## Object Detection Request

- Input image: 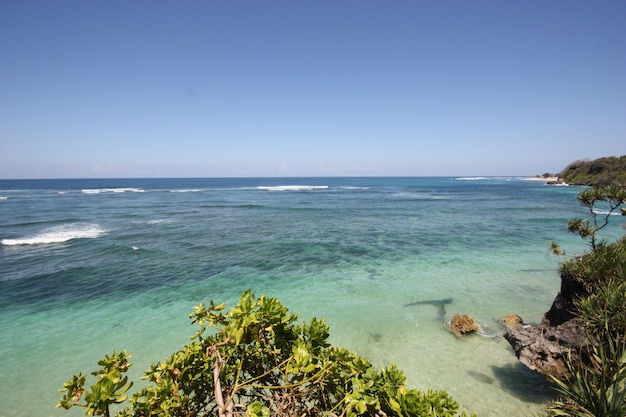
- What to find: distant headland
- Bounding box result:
[529,155,626,187]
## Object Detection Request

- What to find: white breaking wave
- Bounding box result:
[593,209,623,216]
[146,219,171,224]
[257,185,329,191]
[169,189,202,193]
[130,219,172,226]
[0,196,7,200]
[82,188,144,194]
[394,192,448,200]
[1,224,106,246]
[454,176,516,181]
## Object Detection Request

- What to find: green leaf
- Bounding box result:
[247,400,270,417]
[355,399,367,414]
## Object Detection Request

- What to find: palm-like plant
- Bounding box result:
[547,334,626,417]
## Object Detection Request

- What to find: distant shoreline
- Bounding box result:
[521,176,559,182]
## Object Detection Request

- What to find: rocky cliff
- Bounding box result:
[504,273,590,380]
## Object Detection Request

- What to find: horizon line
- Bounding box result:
[0,174,547,181]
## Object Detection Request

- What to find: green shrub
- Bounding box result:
[559,237,626,289]
[576,279,626,340]
[547,333,626,417]
[59,291,476,417]
[547,185,626,416]
[548,259,626,417]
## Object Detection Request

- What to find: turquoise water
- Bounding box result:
[1,177,623,417]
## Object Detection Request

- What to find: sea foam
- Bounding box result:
[169,189,202,193]
[1,224,106,245]
[455,176,516,181]
[593,209,623,216]
[257,185,329,191]
[82,188,144,194]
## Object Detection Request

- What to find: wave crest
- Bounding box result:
[257,185,329,191]
[1,224,106,246]
[82,188,144,194]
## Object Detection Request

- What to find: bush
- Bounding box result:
[576,279,626,340]
[59,290,476,417]
[549,242,626,415]
[547,186,626,416]
[547,261,626,417]
[559,237,626,290]
[547,332,626,417]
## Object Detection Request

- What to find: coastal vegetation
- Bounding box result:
[58,291,476,417]
[546,237,626,417]
[545,185,626,416]
[558,155,626,186]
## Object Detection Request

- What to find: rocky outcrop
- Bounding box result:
[499,314,523,330]
[546,178,567,186]
[448,314,480,336]
[504,274,590,380]
[504,318,587,380]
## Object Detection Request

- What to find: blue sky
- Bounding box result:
[1,1,624,178]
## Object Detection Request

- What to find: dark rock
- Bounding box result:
[504,318,587,380]
[504,274,590,380]
[543,274,589,326]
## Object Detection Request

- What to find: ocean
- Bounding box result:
[1,177,623,417]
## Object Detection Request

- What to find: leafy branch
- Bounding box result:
[551,185,626,255]
[56,350,133,417]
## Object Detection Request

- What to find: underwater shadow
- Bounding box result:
[403,298,453,320]
[490,362,556,404]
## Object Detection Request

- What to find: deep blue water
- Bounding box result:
[1,177,623,416]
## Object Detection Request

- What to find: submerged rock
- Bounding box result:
[449,314,480,336]
[499,314,524,330]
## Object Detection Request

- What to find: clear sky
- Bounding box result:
[1,1,624,178]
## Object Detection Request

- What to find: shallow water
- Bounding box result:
[1,177,623,417]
